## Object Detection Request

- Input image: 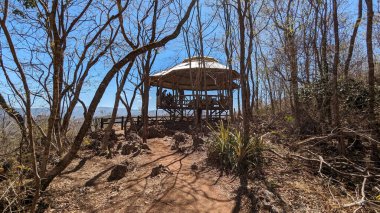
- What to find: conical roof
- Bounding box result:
[150,57,239,90]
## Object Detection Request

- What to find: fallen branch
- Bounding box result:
[343,172,368,208]
[290,152,380,178]
[291,153,380,211]
[341,127,380,145]
[296,127,380,149]
[296,134,336,147]
[328,177,341,207]
[341,172,380,212]
[263,148,285,159]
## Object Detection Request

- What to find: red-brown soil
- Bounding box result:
[46,135,236,212]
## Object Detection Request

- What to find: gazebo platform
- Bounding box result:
[149,56,239,121]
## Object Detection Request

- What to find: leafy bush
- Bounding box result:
[284,114,295,123]
[299,78,380,127]
[338,78,375,112]
[300,78,380,113]
[207,122,264,172]
[82,136,92,146]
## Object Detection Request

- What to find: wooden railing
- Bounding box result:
[92,113,230,130]
[93,115,172,130]
[158,94,230,110]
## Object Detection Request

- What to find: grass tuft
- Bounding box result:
[207,121,264,172]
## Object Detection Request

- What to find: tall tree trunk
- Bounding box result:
[142,52,154,144]
[266,68,275,115]
[120,81,142,134]
[102,62,134,157]
[332,0,343,154]
[364,0,379,160]
[319,1,331,125]
[142,0,158,143]
[303,27,311,84]
[0,6,41,210]
[237,0,250,145]
[343,0,362,78]
[246,8,255,120]
[286,29,300,130]
[258,40,275,115]
[223,0,235,120]
[41,4,64,176]
[251,43,259,115]
[255,54,259,113]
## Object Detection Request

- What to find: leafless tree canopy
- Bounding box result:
[0,0,379,212]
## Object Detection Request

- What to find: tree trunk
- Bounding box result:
[332,0,343,154]
[222,0,234,120]
[142,57,152,144]
[102,62,134,157]
[237,0,250,145]
[343,0,362,78]
[364,0,379,160]
[287,31,300,130]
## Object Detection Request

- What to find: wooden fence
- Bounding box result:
[93,115,173,130]
[92,114,229,130]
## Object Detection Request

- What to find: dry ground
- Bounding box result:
[45,129,357,213]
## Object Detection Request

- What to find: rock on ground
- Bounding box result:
[150,164,171,177]
[107,161,131,182]
[173,132,186,143]
[125,133,142,143]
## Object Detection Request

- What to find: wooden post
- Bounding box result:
[121,116,124,130]
[155,109,158,127]
[197,109,202,124]
[100,118,104,129]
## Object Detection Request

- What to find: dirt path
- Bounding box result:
[47,136,237,212]
[46,131,355,212]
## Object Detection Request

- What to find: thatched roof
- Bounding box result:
[149,57,239,90]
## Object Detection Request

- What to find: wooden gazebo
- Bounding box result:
[149,56,239,121]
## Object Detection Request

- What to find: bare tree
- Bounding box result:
[0,1,197,211]
[101,61,135,157]
[273,0,301,130]
[364,0,379,160]
[221,0,235,119]
[43,0,196,190]
[332,0,342,153]
[343,0,363,78]
[236,0,250,145]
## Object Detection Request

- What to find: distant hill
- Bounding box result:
[1,107,166,119]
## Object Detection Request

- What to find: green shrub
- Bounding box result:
[299,78,380,114]
[207,122,264,172]
[82,136,92,146]
[284,114,295,123]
